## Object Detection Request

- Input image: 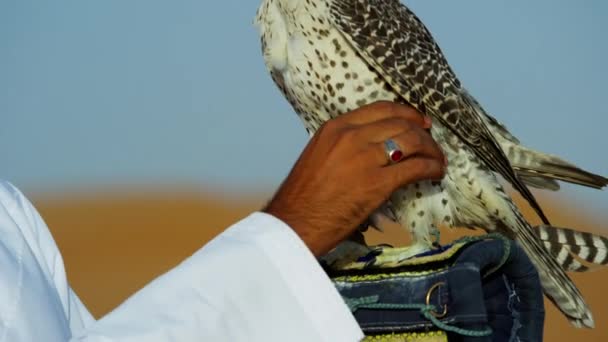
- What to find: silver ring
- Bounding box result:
[384,138,404,164]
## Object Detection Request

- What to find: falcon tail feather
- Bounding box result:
[462,88,608,191]
[535,225,608,272]
[513,154,608,190]
[519,174,560,191]
[509,212,594,328]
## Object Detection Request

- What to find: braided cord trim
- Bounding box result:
[345,296,492,337]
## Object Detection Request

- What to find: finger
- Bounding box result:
[336,101,428,128]
[363,128,445,167]
[380,157,446,192]
[350,116,421,144]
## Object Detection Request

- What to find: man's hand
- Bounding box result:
[264,102,446,257]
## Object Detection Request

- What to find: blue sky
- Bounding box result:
[1,1,607,212]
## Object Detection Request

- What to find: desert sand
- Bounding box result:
[33,189,607,341]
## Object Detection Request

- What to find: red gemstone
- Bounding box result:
[390,150,403,162]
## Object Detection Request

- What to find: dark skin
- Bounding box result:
[264,102,446,257]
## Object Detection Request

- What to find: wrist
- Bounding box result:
[263,205,335,257]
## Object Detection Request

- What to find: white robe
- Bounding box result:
[0,181,363,341]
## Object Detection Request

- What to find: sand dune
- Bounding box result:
[33,190,607,341]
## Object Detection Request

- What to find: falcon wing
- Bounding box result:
[328,0,550,224]
[461,88,521,144]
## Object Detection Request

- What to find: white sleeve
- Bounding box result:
[0,181,96,342]
[0,181,363,342]
[76,212,363,342]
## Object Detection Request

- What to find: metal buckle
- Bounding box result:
[425,281,448,318]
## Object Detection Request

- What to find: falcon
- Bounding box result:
[255,0,608,327]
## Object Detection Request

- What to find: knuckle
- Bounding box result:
[406,131,425,150]
[372,100,397,114]
[381,118,416,139]
[390,116,414,129]
[319,118,343,136]
[428,139,444,157]
[316,122,330,136]
[408,158,430,175]
[321,118,338,131]
[341,126,358,141]
[420,159,444,179]
[412,158,441,179]
[421,129,439,146]
[398,104,418,117]
[418,133,435,150]
[391,109,422,127]
[334,126,358,146]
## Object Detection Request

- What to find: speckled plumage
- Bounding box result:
[255,0,602,327]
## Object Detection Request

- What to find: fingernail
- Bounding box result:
[423,116,432,128]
